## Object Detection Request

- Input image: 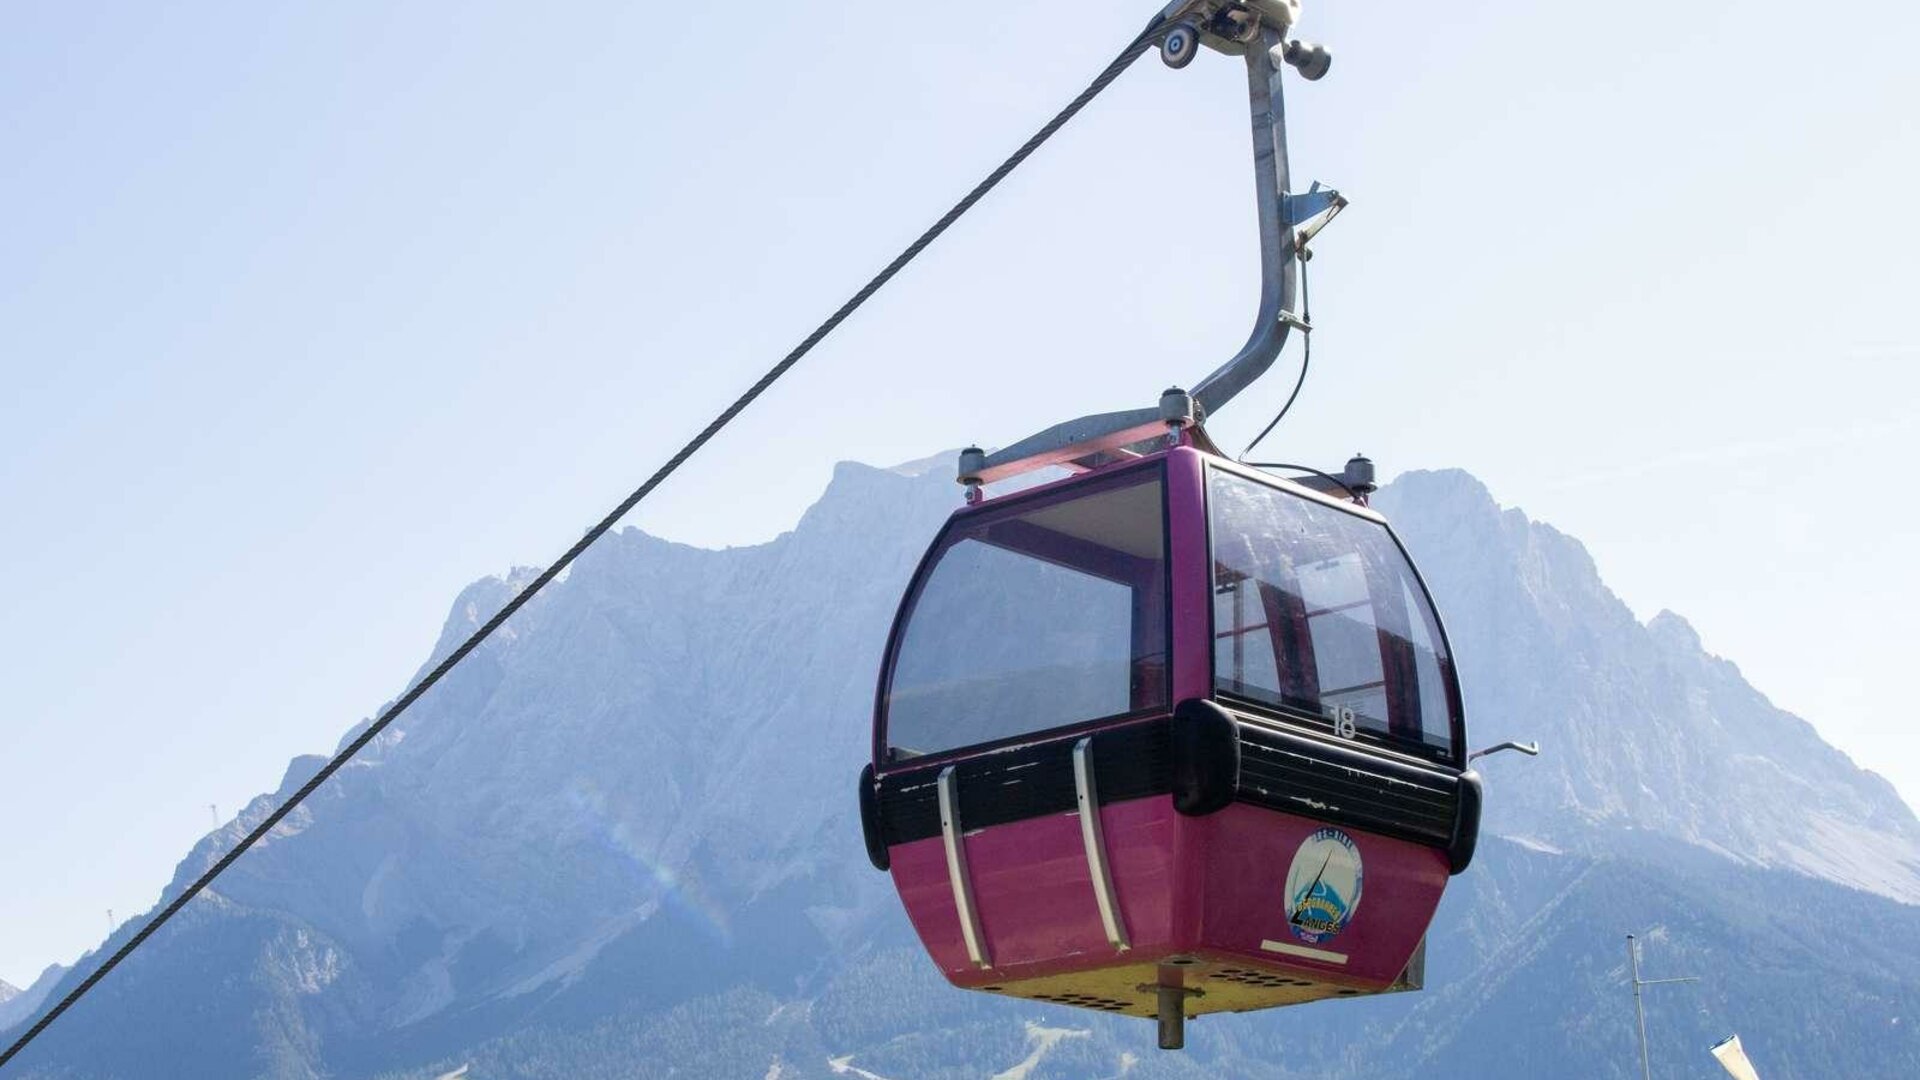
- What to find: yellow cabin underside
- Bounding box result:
[967,948,1420,1019]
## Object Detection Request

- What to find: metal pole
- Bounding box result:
[1627,932,1700,1080]
[1157,985,1185,1050]
[1629,935,1652,1080]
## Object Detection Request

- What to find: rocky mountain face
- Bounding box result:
[1374,471,1920,901]
[5,462,1917,1078]
[0,964,64,1040]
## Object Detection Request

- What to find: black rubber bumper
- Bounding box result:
[865,699,1482,876]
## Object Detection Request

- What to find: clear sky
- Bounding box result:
[3,0,1916,989]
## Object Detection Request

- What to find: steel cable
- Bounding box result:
[1242,461,1359,501]
[1239,246,1312,460]
[0,13,1168,1069]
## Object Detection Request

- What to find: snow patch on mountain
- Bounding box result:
[1499,834,1565,856]
[828,1054,896,1079]
[992,1022,1092,1080]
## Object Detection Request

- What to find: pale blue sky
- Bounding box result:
[3,0,1916,988]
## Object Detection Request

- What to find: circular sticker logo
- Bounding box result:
[1284,827,1364,944]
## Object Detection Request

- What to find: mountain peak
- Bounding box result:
[1647,609,1703,651]
[0,962,68,1036]
[880,450,960,479]
[1387,466,1498,504]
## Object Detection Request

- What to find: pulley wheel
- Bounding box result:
[1160,23,1200,69]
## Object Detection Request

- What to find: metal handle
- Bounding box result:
[1466,740,1542,763]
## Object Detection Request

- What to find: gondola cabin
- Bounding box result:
[858,437,1479,1046]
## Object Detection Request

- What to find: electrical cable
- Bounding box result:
[0,14,1170,1069]
[1243,461,1357,501]
[1239,247,1312,460]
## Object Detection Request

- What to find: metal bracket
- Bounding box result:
[1137,978,1205,1050]
[1286,180,1347,252]
[962,388,1194,485]
[1390,937,1427,992]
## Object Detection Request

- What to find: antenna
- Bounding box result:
[209,803,219,829]
[1627,933,1700,1080]
[105,910,115,935]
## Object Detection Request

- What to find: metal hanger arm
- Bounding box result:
[1190,21,1298,419]
[969,5,1335,486]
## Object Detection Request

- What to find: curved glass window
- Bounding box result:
[1210,469,1456,757]
[884,468,1168,760]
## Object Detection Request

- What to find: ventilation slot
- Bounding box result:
[1212,967,1317,990]
[1030,991,1134,1012]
